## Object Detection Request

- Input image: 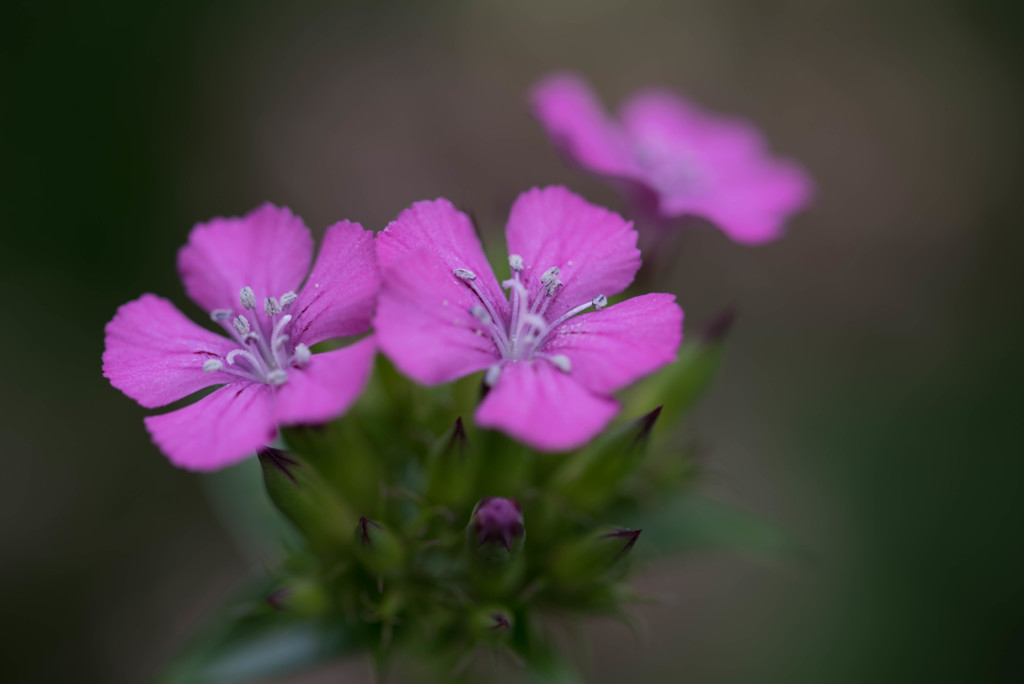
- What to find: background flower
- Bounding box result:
[532,71,813,244]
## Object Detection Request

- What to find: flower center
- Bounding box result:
[200,286,310,386]
[454,256,607,385]
[634,139,707,197]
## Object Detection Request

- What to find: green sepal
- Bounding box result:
[354,516,406,575]
[552,406,661,512]
[623,308,734,437]
[426,417,472,507]
[550,526,641,587]
[258,448,356,560]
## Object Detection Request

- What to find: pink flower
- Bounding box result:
[375,186,683,451]
[103,204,379,471]
[531,72,813,244]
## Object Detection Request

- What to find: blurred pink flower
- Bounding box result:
[375,186,683,451]
[103,204,378,471]
[531,72,813,244]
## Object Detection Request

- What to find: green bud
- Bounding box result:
[552,406,661,512]
[466,497,525,565]
[623,307,734,435]
[266,577,329,617]
[426,417,472,507]
[469,606,514,642]
[551,527,641,586]
[354,517,405,575]
[258,447,355,559]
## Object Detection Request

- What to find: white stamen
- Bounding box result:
[243,331,260,344]
[239,286,256,309]
[469,305,492,325]
[202,359,223,373]
[293,343,311,366]
[226,348,261,368]
[545,354,572,373]
[592,294,608,310]
[509,254,524,272]
[280,291,297,307]
[233,315,251,336]
[454,268,477,281]
[264,297,282,316]
[484,364,502,387]
[266,369,288,386]
[211,309,233,322]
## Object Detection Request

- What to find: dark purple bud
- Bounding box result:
[467,497,525,563]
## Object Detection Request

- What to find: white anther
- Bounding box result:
[293,343,311,366]
[243,332,260,344]
[509,254,524,272]
[279,291,297,307]
[541,266,562,296]
[211,309,233,322]
[592,294,608,310]
[202,359,223,373]
[239,286,256,309]
[233,315,251,336]
[454,268,477,281]
[484,364,502,387]
[469,305,492,325]
[264,297,282,316]
[266,369,289,386]
[547,354,572,373]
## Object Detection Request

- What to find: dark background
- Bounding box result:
[3,1,1022,682]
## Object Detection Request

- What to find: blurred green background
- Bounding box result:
[3,1,1022,682]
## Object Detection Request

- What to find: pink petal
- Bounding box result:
[103,294,238,408]
[504,186,640,318]
[144,383,276,471]
[475,361,619,452]
[377,198,506,315]
[291,220,378,346]
[621,89,813,242]
[543,293,683,395]
[674,160,814,244]
[530,72,639,178]
[375,249,501,384]
[273,338,376,426]
[620,89,766,164]
[177,203,313,314]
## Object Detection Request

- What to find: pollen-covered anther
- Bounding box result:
[293,343,311,366]
[211,309,233,322]
[264,297,283,316]
[484,364,502,387]
[592,294,608,310]
[239,286,256,310]
[202,359,223,373]
[279,291,297,308]
[233,315,251,336]
[266,369,288,386]
[454,268,477,281]
[509,254,524,272]
[541,266,562,296]
[547,354,571,372]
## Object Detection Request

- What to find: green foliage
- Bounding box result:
[159,324,791,682]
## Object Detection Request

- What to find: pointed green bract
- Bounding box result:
[552,406,661,512]
[258,448,355,559]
